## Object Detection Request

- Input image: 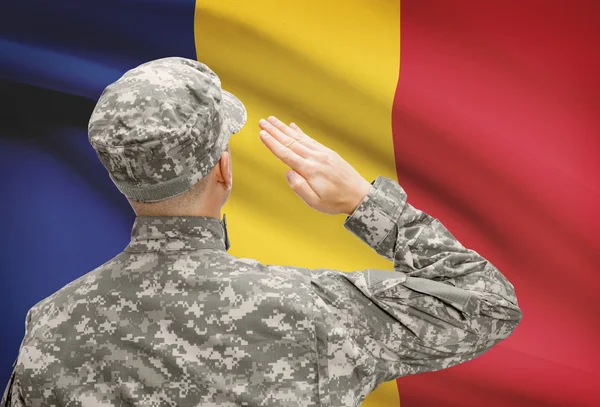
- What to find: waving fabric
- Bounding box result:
[1,1,598,406]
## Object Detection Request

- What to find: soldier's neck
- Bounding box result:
[132,203,221,219]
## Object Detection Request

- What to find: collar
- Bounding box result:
[124,214,231,253]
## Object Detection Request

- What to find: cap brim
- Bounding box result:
[221,89,247,135]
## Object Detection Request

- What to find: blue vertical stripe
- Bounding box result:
[0,0,198,387]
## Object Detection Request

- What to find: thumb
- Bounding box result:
[285,170,295,184]
[285,170,319,205]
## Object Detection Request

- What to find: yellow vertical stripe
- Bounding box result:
[194,1,400,405]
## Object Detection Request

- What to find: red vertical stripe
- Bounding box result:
[393,1,600,406]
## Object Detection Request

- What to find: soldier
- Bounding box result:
[1,57,522,407]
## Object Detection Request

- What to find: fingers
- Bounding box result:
[266,116,324,151]
[290,123,303,133]
[259,118,314,158]
[289,122,326,150]
[259,128,309,174]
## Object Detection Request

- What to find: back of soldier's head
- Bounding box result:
[88,57,246,207]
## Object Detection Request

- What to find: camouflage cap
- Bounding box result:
[88,56,247,202]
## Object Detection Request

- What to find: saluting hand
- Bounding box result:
[258,116,372,216]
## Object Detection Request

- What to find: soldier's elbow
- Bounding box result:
[474,307,523,354]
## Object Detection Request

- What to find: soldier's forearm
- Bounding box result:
[344,177,517,299]
[343,176,522,346]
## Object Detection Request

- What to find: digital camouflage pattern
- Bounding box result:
[88,57,247,203]
[2,175,522,407]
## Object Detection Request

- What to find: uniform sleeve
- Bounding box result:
[1,311,31,407]
[307,176,522,405]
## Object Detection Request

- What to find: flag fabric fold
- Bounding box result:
[1,1,598,406]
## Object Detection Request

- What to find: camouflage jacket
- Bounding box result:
[1,176,522,407]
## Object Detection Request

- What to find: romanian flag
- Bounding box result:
[1,1,598,406]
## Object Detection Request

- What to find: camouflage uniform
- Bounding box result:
[1,57,522,407]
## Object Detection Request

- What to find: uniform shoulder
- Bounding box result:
[28,251,127,319]
[229,256,316,279]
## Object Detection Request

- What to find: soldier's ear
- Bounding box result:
[216,148,232,189]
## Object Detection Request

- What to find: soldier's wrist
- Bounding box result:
[345,179,373,216]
